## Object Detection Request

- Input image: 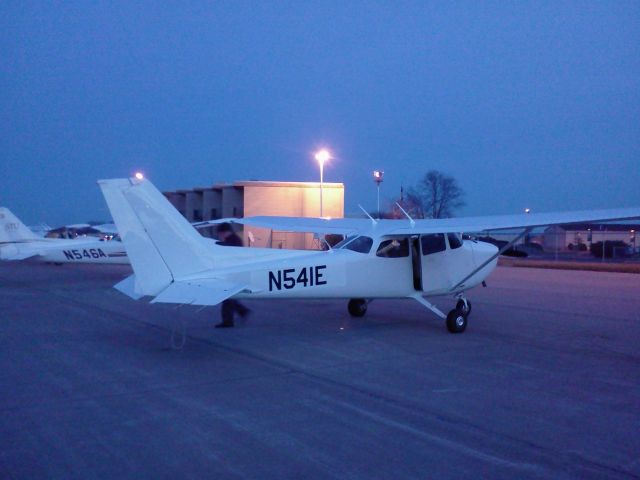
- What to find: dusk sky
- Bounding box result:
[1,1,638,226]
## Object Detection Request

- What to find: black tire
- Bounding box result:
[348,299,367,317]
[456,299,472,317]
[446,308,467,333]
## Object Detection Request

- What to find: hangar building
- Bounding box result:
[164,181,344,249]
[544,224,638,252]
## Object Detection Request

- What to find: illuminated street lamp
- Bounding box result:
[134,171,144,180]
[315,149,331,217]
[524,208,531,214]
[373,170,384,219]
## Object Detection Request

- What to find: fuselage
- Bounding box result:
[0,237,129,264]
[185,235,499,300]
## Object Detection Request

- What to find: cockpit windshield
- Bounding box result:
[447,233,463,249]
[336,235,374,254]
[334,235,358,249]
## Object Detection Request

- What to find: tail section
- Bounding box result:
[98,177,219,297]
[0,208,40,243]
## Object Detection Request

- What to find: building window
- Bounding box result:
[193,209,203,221]
[210,208,218,219]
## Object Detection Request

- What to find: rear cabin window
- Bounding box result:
[421,233,446,255]
[376,238,409,258]
[447,233,463,249]
[342,236,373,254]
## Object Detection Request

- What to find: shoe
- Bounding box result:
[215,322,234,328]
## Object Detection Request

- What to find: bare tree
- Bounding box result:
[410,170,465,218]
[389,189,425,219]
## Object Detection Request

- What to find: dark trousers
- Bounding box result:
[221,299,248,325]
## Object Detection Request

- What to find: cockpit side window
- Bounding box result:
[342,236,373,254]
[447,233,463,249]
[376,238,409,258]
[421,233,446,255]
[334,235,357,249]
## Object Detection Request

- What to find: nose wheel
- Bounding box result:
[456,298,472,317]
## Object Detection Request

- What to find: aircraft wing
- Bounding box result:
[385,207,640,235]
[191,207,640,236]
[150,278,248,306]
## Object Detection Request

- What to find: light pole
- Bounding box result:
[523,208,531,247]
[314,149,331,217]
[373,170,384,219]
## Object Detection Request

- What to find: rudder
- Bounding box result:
[98,177,218,297]
[0,208,39,243]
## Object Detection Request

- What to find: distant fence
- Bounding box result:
[485,230,639,263]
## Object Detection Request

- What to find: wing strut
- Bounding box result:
[450,228,533,292]
[412,294,446,319]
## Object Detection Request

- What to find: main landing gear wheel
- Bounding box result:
[446,309,467,333]
[348,299,368,317]
[456,299,472,317]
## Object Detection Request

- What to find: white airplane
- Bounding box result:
[0,207,128,264]
[99,176,640,333]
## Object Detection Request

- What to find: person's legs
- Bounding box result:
[236,301,250,317]
[217,300,235,327]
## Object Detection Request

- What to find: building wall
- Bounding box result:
[163,181,345,249]
[185,191,203,222]
[222,187,244,218]
[165,193,186,216]
[543,225,638,251]
[242,182,343,249]
[202,189,222,220]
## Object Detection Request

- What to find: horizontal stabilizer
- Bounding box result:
[114,275,144,300]
[151,278,247,306]
[0,244,40,261]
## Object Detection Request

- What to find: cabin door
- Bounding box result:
[419,233,451,294]
[411,236,422,291]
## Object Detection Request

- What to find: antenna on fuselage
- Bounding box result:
[395,202,415,227]
[358,205,378,225]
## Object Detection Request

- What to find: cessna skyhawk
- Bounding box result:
[0,207,128,264]
[99,176,640,333]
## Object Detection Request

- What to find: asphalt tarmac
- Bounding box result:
[1,262,639,479]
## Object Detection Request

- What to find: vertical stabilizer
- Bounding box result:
[0,208,40,243]
[98,178,218,296]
